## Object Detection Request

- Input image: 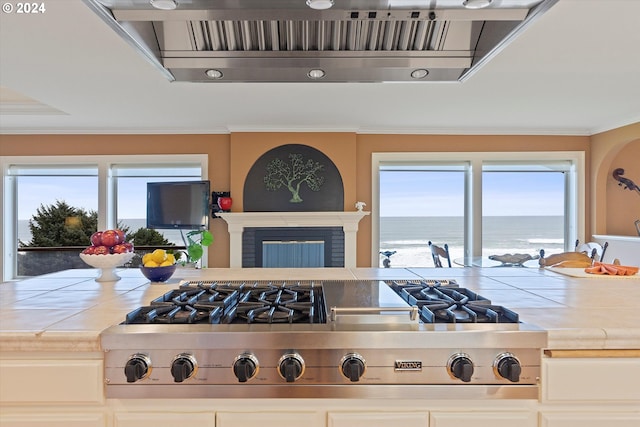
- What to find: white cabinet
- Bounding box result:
[542,358,640,402]
[430,411,537,427]
[114,412,214,427]
[328,412,428,427]
[540,356,640,426]
[0,359,103,403]
[540,412,640,427]
[216,411,324,427]
[0,413,106,427]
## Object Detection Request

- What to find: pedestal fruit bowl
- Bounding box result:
[80,252,135,282]
[79,229,135,281]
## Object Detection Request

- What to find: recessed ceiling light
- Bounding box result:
[307,69,326,80]
[205,69,223,79]
[150,0,177,11]
[462,0,493,9]
[411,69,429,79]
[306,0,334,10]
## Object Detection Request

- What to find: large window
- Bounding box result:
[13,165,99,247]
[482,164,568,258]
[1,155,207,280]
[373,152,584,267]
[379,166,465,267]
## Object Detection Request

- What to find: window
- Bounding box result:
[12,165,99,246]
[482,163,570,258]
[1,155,207,280]
[379,166,465,267]
[373,152,584,267]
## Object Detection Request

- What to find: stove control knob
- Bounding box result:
[448,353,474,383]
[340,353,366,382]
[494,352,522,382]
[278,353,305,383]
[233,353,259,383]
[124,353,151,383]
[171,353,197,383]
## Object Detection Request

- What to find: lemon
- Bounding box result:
[165,253,176,264]
[151,249,166,264]
[144,260,160,267]
[142,253,153,264]
[160,260,173,267]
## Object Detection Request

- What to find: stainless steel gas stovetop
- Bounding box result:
[101,280,547,399]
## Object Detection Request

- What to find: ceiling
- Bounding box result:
[1,0,639,136]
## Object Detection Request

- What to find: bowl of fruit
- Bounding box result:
[140,249,177,282]
[79,229,135,282]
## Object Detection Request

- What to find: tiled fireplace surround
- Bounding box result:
[218,212,369,268]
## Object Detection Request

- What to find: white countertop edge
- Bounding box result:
[0,331,101,353]
[602,328,640,349]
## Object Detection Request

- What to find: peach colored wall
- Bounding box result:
[1,132,592,267]
[590,122,640,236]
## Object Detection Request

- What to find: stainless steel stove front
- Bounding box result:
[101,322,546,399]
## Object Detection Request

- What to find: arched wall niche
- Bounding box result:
[242,143,345,212]
[590,122,640,236]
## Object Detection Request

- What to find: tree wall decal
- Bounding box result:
[264,153,325,203]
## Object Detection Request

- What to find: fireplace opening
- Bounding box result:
[243,227,344,268]
[262,241,324,268]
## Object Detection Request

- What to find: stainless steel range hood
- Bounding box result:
[83,0,557,83]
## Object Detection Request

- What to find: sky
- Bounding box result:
[379,170,565,217]
[16,170,565,221]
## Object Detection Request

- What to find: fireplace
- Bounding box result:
[218,211,369,268]
[243,227,344,268]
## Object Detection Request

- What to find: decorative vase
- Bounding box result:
[218,196,232,211]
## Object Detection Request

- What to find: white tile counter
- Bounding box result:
[1,267,639,352]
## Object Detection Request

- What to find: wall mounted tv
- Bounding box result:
[146,180,210,230]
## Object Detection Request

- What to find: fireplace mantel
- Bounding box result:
[218,211,370,268]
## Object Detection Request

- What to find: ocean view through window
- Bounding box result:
[374,152,583,268]
[3,155,207,279]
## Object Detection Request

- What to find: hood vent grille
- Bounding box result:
[83,0,558,83]
[182,18,443,52]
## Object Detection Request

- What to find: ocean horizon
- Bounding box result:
[18,215,564,267]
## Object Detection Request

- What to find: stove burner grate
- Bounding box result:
[386,280,519,324]
[232,284,321,324]
[123,281,325,325]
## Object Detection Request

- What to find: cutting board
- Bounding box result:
[546,267,640,279]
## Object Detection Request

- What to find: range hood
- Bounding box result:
[83,0,558,83]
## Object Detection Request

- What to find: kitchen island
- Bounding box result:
[1,267,639,427]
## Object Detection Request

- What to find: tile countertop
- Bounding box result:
[1,267,639,353]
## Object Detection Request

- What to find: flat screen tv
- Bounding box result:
[146,180,210,230]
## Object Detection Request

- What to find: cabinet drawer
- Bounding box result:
[430,411,536,427]
[540,412,640,427]
[328,412,428,427]
[0,359,103,403]
[0,413,105,427]
[114,412,214,427]
[217,411,323,427]
[542,358,640,402]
